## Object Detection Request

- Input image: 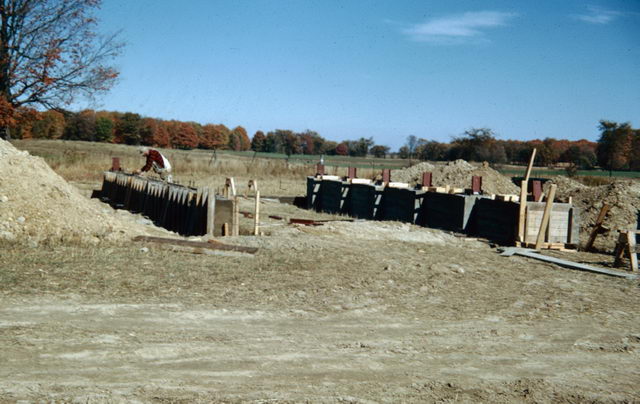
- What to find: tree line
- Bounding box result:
[398,128,599,168]
[9,108,640,171]
[12,108,393,156]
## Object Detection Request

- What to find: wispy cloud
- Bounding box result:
[402,11,518,44]
[574,6,622,24]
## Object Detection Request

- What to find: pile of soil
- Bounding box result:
[552,178,640,252]
[392,159,519,195]
[0,139,163,245]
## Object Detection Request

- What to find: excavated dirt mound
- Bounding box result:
[551,178,640,252]
[0,139,165,245]
[392,159,519,195]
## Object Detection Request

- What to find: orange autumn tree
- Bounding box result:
[200,123,230,150]
[139,118,170,148]
[30,109,66,139]
[0,0,123,139]
[166,120,198,149]
[230,126,251,151]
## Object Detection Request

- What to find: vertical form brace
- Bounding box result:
[518,179,528,242]
[471,176,482,194]
[535,184,557,249]
[382,169,391,185]
[347,167,357,180]
[532,180,543,202]
[232,196,240,236]
[206,188,216,237]
[254,190,261,236]
[421,172,432,188]
[111,157,120,172]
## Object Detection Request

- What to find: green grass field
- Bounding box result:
[498,168,640,179]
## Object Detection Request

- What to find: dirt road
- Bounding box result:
[0,292,638,403]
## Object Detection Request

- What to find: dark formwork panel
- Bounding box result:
[469,198,520,245]
[306,177,322,211]
[319,180,349,214]
[381,187,423,223]
[348,183,383,220]
[422,193,480,232]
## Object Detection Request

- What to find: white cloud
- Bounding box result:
[575,6,622,24]
[403,11,518,44]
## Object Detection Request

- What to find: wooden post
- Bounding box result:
[626,231,638,272]
[248,179,258,194]
[206,188,215,237]
[518,179,528,242]
[584,203,610,251]
[224,177,236,198]
[524,148,537,183]
[614,232,627,267]
[232,196,239,236]
[535,184,557,249]
[253,190,261,236]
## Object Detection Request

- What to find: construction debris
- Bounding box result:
[499,247,638,280]
[133,235,258,255]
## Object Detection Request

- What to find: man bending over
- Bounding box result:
[134,147,173,183]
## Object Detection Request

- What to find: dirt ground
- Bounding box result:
[1,192,640,403]
[2,139,639,402]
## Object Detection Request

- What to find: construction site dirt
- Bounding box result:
[1,139,640,403]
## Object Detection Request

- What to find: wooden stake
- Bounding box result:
[524,148,537,183]
[225,177,236,198]
[253,190,261,236]
[518,179,528,242]
[206,188,216,237]
[584,203,610,251]
[627,231,638,272]
[535,183,557,249]
[232,196,240,236]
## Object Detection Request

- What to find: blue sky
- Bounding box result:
[90,0,640,150]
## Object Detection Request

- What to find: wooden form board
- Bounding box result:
[523,202,578,244]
